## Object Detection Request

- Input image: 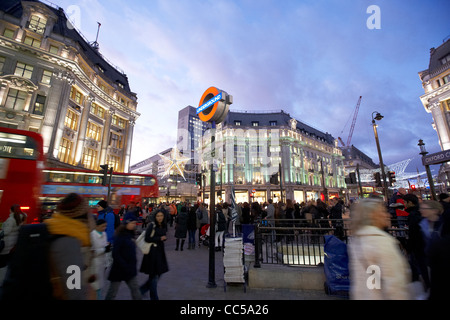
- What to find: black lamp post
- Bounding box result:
[372,111,389,202]
[418,139,437,200]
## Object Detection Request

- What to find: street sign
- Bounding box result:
[422,149,450,166]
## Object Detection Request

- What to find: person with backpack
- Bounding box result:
[0,204,26,286]
[215,204,227,251]
[96,200,116,245]
[1,194,96,300]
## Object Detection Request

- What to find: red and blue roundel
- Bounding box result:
[197,87,232,124]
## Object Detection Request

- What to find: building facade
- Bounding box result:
[419,38,450,184]
[200,110,347,204]
[0,0,139,172]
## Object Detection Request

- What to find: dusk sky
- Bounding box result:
[52,0,450,175]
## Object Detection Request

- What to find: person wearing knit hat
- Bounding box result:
[44,193,96,299]
[105,207,141,300]
[96,199,115,245]
[122,211,138,225]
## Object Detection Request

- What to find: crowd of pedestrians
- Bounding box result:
[0,190,449,300]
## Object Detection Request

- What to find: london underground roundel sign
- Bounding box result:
[197,87,232,124]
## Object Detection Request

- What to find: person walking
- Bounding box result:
[139,209,169,300]
[197,203,209,247]
[105,212,142,300]
[90,219,111,299]
[45,193,96,299]
[187,203,198,249]
[96,200,115,245]
[0,204,27,285]
[174,205,188,251]
[348,198,411,300]
[215,204,227,251]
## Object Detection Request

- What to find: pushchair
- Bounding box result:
[200,224,210,247]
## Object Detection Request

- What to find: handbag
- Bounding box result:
[136,223,156,255]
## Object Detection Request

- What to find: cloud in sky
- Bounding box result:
[53,0,449,172]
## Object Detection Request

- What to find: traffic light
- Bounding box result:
[349,172,357,184]
[270,172,279,185]
[99,164,109,186]
[387,171,396,186]
[195,173,202,187]
[373,172,382,187]
[411,185,416,191]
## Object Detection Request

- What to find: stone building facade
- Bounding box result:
[0,0,139,172]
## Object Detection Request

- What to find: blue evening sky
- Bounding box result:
[50,0,450,174]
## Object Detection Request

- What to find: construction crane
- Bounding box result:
[338,96,362,148]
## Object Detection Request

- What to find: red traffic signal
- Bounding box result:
[411,185,416,190]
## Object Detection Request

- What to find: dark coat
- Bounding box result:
[108,227,137,282]
[175,210,188,238]
[216,209,227,232]
[140,223,169,277]
[187,206,197,231]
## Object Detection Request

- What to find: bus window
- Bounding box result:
[144,177,156,186]
[0,132,38,160]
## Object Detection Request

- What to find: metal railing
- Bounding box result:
[253,218,408,267]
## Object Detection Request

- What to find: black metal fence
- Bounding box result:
[253,218,408,267]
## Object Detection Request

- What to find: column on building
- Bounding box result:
[122,117,135,173]
[430,101,450,150]
[74,94,95,166]
[99,108,114,166]
[43,71,74,158]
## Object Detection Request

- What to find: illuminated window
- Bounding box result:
[14,62,34,79]
[70,87,84,105]
[41,70,52,84]
[58,138,72,163]
[64,109,78,130]
[108,155,121,171]
[33,94,46,115]
[49,45,59,54]
[86,121,101,141]
[29,15,47,34]
[90,103,105,119]
[112,115,126,128]
[3,28,14,39]
[82,148,98,170]
[4,89,27,111]
[252,121,259,127]
[24,36,41,48]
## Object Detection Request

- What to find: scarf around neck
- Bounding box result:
[44,212,91,246]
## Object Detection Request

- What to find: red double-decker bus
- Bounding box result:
[41,168,159,213]
[0,128,44,224]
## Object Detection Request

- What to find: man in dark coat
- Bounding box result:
[105,213,141,300]
[174,206,188,251]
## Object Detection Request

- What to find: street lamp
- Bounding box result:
[318,158,328,203]
[418,139,437,200]
[372,111,389,202]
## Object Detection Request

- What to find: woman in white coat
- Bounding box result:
[348,198,411,300]
[90,219,110,299]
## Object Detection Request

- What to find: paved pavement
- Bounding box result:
[104,224,342,301]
